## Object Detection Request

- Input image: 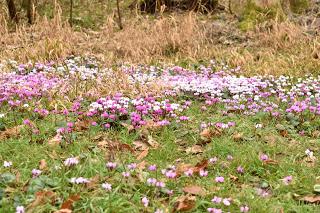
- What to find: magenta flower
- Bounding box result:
[127,163,137,170]
[215,176,224,183]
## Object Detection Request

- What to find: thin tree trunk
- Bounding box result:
[116,0,123,30]
[26,0,34,24]
[6,0,19,23]
[69,0,73,26]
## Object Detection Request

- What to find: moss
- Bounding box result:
[238,0,285,31]
[289,0,309,14]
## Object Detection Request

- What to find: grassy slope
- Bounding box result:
[0,101,319,212]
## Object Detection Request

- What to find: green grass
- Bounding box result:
[0,101,319,212]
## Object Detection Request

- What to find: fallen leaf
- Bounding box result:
[185,145,203,154]
[97,140,135,153]
[133,140,149,151]
[229,174,239,182]
[60,194,81,210]
[136,161,147,170]
[263,159,278,165]
[0,125,23,140]
[54,209,72,213]
[120,122,135,132]
[74,120,91,131]
[314,184,320,193]
[173,195,196,212]
[146,135,159,148]
[39,159,47,170]
[299,195,320,204]
[48,134,62,146]
[136,148,149,160]
[183,185,206,196]
[232,132,244,142]
[28,190,56,209]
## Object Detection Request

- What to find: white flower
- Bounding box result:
[102,182,112,191]
[255,124,263,129]
[3,161,12,168]
[0,113,5,118]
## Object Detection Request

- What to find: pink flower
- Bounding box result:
[237,166,244,174]
[240,205,250,212]
[199,169,208,177]
[165,170,177,179]
[207,208,222,213]
[31,169,41,178]
[211,196,222,203]
[23,119,32,126]
[260,154,269,161]
[67,122,74,128]
[156,181,165,188]
[154,209,163,213]
[282,176,293,185]
[222,198,231,206]
[64,157,79,167]
[106,162,117,169]
[122,172,130,177]
[102,182,112,191]
[215,176,224,183]
[148,164,157,171]
[16,206,25,213]
[142,197,149,207]
[227,155,233,161]
[147,178,157,186]
[127,163,137,170]
[209,157,218,164]
[184,168,193,177]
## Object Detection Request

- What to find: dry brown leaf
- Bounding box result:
[146,135,159,148]
[173,195,196,212]
[185,145,203,154]
[136,148,149,160]
[137,161,147,170]
[97,140,135,153]
[120,122,135,132]
[299,195,320,204]
[54,209,72,213]
[183,185,206,196]
[176,159,208,177]
[74,120,91,131]
[232,132,244,142]
[39,159,47,170]
[263,159,278,165]
[28,191,56,209]
[133,140,149,151]
[229,174,239,182]
[0,125,23,140]
[48,134,62,146]
[60,194,81,210]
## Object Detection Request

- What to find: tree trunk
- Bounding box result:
[26,0,34,24]
[6,0,19,23]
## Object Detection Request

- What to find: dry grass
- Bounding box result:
[0,5,319,76]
